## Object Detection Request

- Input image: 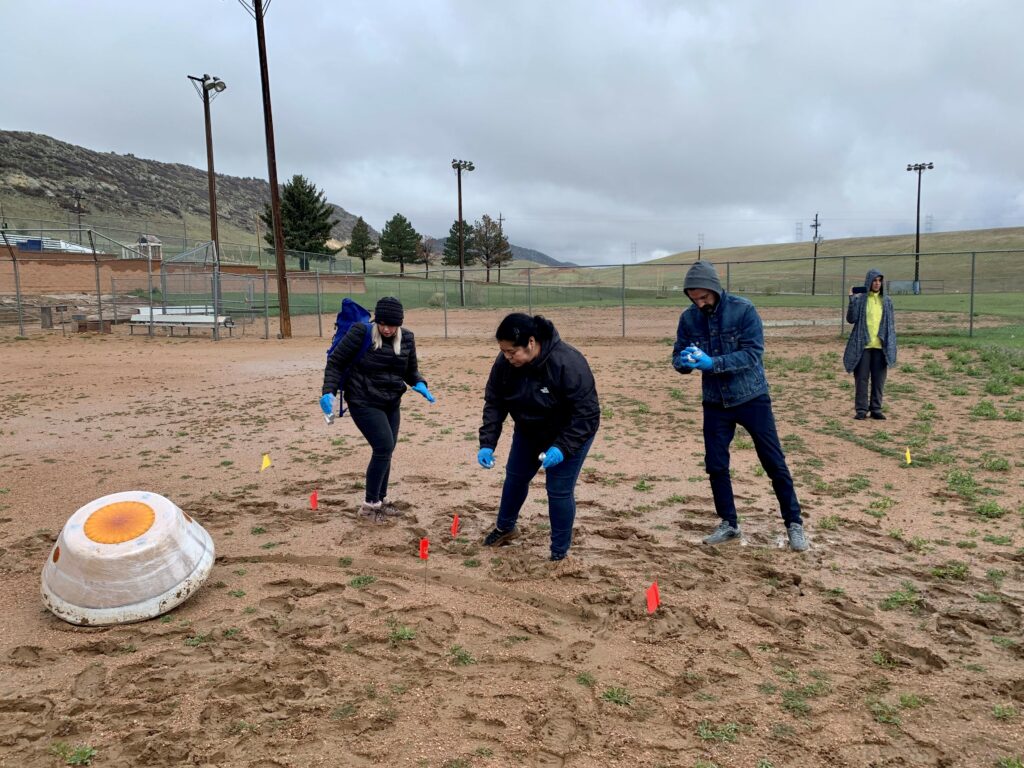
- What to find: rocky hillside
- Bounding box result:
[0,130,369,242]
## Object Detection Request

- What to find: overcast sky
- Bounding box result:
[3,0,1022,264]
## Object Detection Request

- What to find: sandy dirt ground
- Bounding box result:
[1,307,1022,768]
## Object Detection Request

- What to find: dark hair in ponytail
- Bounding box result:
[495,313,554,348]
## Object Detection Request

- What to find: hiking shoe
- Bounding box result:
[787,523,809,552]
[702,521,740,545]
[359,500,384,522]
[870,411,887,420]
[482,527,519,547]
[854,412,867,420]
[379,497,402,517]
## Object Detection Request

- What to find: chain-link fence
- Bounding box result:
[2,227,1022,342]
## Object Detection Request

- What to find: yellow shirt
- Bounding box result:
[865,292,883,349]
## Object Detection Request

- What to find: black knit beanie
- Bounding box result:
[374,296,404,326]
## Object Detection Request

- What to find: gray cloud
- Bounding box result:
[2,0,1022,264]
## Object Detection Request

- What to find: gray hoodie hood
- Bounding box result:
[863,268,884,295]
[683,260,724,301]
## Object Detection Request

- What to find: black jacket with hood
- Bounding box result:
[479,328,600,457]
[322,322,425,408]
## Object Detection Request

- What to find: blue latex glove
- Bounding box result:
[319,393,336,416]
[683,346,714,372]
[541,446,564,469]
[672,352,694,372]
[477,447,495,469]
[411,381,436,403]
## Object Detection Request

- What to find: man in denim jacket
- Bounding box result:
[673,260,808,552]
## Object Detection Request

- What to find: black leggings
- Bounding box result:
[348,403,400,503]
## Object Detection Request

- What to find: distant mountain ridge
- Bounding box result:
[0,130,570,265]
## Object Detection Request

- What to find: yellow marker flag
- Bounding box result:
[905,448,912,465]
[260,453,272,472]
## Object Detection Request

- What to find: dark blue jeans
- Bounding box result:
[702,394,802,528]
[496,431,594,559]
[349,402,400,504]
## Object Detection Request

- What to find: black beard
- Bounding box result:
[700,304,717,317]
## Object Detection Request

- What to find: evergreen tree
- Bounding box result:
[378,213,420,275]
[346,216,377,274]
[441,219,475,267]
[470,214,513,283]
[260,174,338,268]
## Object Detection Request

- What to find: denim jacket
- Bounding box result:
[673,292,769,408]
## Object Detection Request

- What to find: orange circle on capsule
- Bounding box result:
[84,502,156,544]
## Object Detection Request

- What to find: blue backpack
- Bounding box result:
[327,298,374,415]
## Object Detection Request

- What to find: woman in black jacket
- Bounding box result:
[477,314,600,561]
[320,297,435,520]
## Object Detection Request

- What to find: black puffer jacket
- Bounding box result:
[479,329,600,457]
[322,323,425,408]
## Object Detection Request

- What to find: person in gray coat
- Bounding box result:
[843,269,897,420]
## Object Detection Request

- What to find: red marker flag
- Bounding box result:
[646,581,661,614]
[450,514,460,537]
[419,538,429,560]
[310,490,319,511]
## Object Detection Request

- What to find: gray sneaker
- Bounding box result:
[787,523,809,552]
[702,521,740,545]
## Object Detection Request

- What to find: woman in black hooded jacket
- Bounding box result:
[476,313,600,561]
[320,297,435,520]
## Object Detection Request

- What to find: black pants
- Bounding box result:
[349,402,400,503]
[854,348,888,416]
[703,394,802,528]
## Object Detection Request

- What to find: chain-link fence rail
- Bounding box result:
[3,231,1022,342]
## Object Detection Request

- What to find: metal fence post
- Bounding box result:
[1,231,25,336]
[263,270,270,340]
[316,270,323,337]
[969,252,976,338]
[621,263,626,338]
[112,277,119,325]
[442,269,449,340]
[147,248,155,337]
[527,268,532,316]
[839,256,847,338]
[87,231,104,331]
[726,261,731,293]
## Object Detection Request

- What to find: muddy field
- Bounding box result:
[1,307,1022,768]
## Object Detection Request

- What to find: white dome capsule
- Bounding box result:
[41,491,215,626]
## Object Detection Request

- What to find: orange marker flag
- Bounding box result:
[419,538,429,560]
[646,581,661,614]
[310,490,319,510]
[450,514,460,537]
[259,453,272,472]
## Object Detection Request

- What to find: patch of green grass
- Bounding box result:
[868,699,901,725]
[992,636,1018,650]
[898,693,930,709]
[49,743,98,766]
[348,575,377,589]
[449,645,476,666]
[388,625,416,646]
[995,758,1024,768]
[946,468,980,500]
[184,632,213,647]
[993,704,1018,720]
[250,525,267,535]
[817,515,841,530]
[931,561,969,580]
[986,569,1007,587]
[880,581,922,612]
[576,671,596,687]
[633,477,654,492]
[980,455,1011,471]
[228,589,246,598]
[871,650,899,669]
[781,689,811,717]
[976,501,1007,519]
[338,556,353,567]
[696,720,738,742]
[983,534,1013,546]
[601,686,633,706]
[970,400,1000,419]
[462,558,481,568]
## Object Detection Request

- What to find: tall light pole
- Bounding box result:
[906,162,933,292]
[239,0,292,338]
[452,158,474,306]
[188,73,226,340]
[809,213,821,296]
